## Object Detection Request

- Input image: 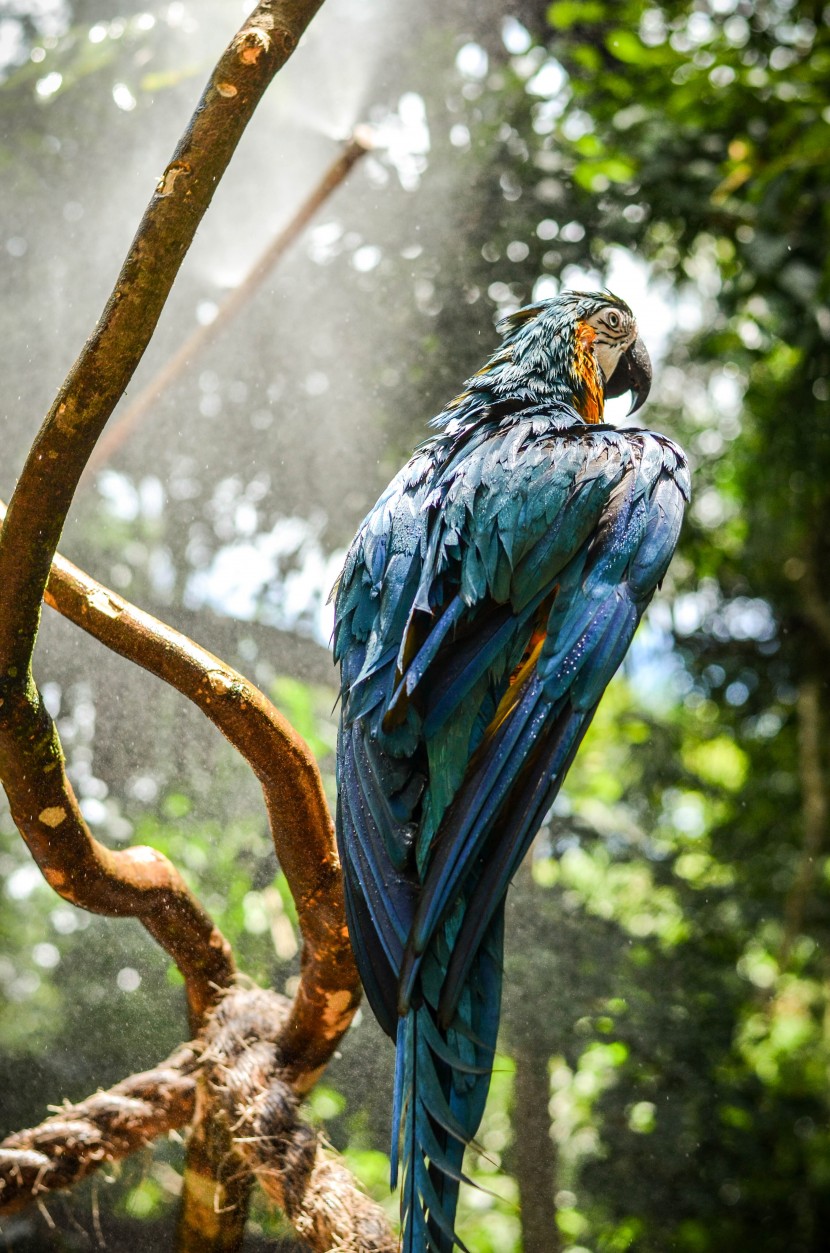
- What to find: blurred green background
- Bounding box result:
[1,1,828,1248]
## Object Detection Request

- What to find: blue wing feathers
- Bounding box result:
[629,473,689,593]
[335,401,688,1250]
[349,728,414,873]
[339,755,407,961]
[438,705,590,1026]
[421,601,531,739]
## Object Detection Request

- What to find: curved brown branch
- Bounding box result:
[0,501,235,1026]
[0,500,361,1085]
[0,4,366,1246]
[0,0,326,1031]
[86,131,371,478]
[0,990,396,1251]
[0,728,234,1027]
[0,0,325,676]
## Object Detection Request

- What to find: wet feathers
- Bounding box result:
[333,292,689,1251]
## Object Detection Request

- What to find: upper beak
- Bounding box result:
[604,335,652,415]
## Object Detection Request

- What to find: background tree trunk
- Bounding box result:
[512,1048,560,1253]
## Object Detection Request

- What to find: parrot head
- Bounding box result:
[581,294,653,417]
[456,290,652,425]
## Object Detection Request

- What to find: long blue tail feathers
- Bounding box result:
[392,910,505,1252]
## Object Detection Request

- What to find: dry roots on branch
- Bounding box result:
[0,988,396,1251]
[0,1048,199,1217]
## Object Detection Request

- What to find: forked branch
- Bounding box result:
[0,499,361,1084]
[0,497,235,1023]
[0,0,326,1031]
[0,511,367,1236]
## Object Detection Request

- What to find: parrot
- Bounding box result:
[332,290,690,1251]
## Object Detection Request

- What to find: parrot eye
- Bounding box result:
[606,310,621,330]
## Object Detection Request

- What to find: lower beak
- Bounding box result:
[604,335,652,415]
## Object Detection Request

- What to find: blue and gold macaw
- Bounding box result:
[333,291,689,1251]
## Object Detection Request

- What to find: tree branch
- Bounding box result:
[0,474,365,1243]
[0,0,327,1032]
[0,1046,199,1216]
[0,500,235,1025]
[0,711,234,1026]
[0,989,396,1251]
[0,499,361,1086]
[200,988,395,1251]
[512,1049,560,1253]
[0,0,325,675]
[0,6,365,1244]
[86,131,371,478]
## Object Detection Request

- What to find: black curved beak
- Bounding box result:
[605,335,652,415]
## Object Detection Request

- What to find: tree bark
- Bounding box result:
[0,4,368,1248]
[0,0,329,1035]
[513,1049,561,1253]
[175,1083,253,1253]
[781,677,827,965]
[1,500,361,1087]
